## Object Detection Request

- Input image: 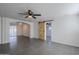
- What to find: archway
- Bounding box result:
[9,22,30,50]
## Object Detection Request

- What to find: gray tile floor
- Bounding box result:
[0,36,79,55]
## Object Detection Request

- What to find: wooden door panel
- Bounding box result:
[38,22,45,40]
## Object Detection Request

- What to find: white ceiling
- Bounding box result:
[0,3,79,22]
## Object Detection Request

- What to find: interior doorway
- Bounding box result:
[45,22,52,42]
[16,22,30,38]
[9,23,17,43]
[38,21,52,42]
[9,22,30,50]
[9,23,17,49]
[9,22,30,40]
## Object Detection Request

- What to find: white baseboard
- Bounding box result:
[52,40,79,48]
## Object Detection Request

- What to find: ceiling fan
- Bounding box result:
[18,10,41,19]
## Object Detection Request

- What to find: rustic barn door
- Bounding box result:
[38,22,45,40]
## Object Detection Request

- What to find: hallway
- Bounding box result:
[1,36,79,55]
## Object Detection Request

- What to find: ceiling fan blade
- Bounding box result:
[32,16,36,19]
[33,14,41,16]
[25,16,28,18]
[18,12,28,15]
[18,13,26,15]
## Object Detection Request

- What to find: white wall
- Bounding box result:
[1,17,9,44]
[0,16,38,44]
[0,16,1,44]
[52,15,79,47]
[33,21,39,38]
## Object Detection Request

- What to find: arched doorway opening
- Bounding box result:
[9,22,30,50]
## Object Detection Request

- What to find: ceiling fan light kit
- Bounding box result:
[28,15,32,18]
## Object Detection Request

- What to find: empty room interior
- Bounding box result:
[0,3,79,55]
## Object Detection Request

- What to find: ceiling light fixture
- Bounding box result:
[28,15,32,18]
